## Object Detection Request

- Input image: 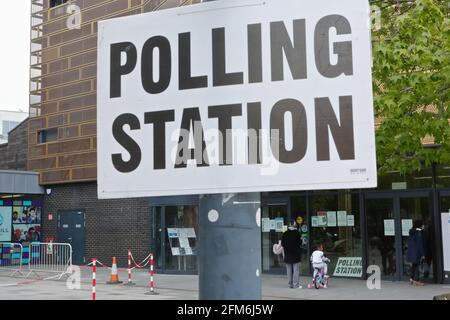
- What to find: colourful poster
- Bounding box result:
[167,228,179,238]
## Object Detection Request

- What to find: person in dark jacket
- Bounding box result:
[406,220,425,286]
[281,220,302,288]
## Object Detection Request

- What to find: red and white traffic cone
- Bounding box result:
[145,253,159,295]
[106,257,122,284]
[123,250,135,286]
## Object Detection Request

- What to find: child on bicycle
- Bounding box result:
[311,242,330,278]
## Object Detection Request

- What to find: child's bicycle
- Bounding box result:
[307,266,329,289]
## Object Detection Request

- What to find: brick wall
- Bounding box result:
[42,182,152,267]
[0,119,28,171]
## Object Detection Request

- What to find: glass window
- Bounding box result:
[2,120,20,136]
[164,205,198,272]
[50,0,68,8]
[37,128,58,144]
[378,166,450,190]
[441,195,450,214]
[309,191,362,278]
[261,201,289,274]
[290,195,309,275]
[400,197,433,280]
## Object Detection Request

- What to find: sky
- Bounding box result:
[0,1,31,113]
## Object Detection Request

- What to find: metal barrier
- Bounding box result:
[0,243,24,276]
[26,242,72,280]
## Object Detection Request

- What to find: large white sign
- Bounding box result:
[97,0,377,198]
[0,207,12,242]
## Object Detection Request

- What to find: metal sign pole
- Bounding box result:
[198,1,262,300]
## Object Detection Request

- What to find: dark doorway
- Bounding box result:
[57,210,86,265]
[152,205,198,274]
[365,191,435,282]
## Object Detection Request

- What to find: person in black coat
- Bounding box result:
[406,220,425,286]
[281,220,302,288]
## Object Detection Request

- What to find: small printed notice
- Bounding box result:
[337,211,347,226]
[401,219,413,236]
[178,228,188,238]
[185,228,196,238]
[167,228,178,238]
[347,215,355,227]
[275,217,284,232]
[311,216,319,227]
[384,219,395,236]
[318,215,327,227]
[179,237,190,248]
[327,211,337,227]
[269,220,276,231]
[262,218,270,232]
[171,248,180,256]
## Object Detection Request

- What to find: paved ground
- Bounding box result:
[0,267,449,300]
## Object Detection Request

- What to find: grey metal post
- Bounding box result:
[197,0,262,300]
[199,193,262,299]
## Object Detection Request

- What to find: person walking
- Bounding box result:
[406,220,425,286]
[281,220,302,289]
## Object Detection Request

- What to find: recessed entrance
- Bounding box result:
[152,204,198,274]
[365,191,435,282]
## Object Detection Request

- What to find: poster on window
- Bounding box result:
[167,228,179,238]
[327,211,337,227]
[311,216,319,227]
[337,211,347,226]
[179,237,190,249]
[12,207,24,224]
[12,207,41,224]
[347,215,355,227]
[262,218,270,232]
[275,217,284,232]
[0,207,12,242]
[384,219,395,236]
[401,219,413,236]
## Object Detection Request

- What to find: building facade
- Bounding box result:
[0,110,28,144]
[0,119,29,171]
[26,0,450,282]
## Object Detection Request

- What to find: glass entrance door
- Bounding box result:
[366,198,397,279]
[153,205,199,274]
[365,192,434,281]
[399,196,433,281]
[261,198,290,274]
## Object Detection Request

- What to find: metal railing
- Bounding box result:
[26,242,72,280]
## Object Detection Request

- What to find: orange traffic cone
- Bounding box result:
[107,257,122,284]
